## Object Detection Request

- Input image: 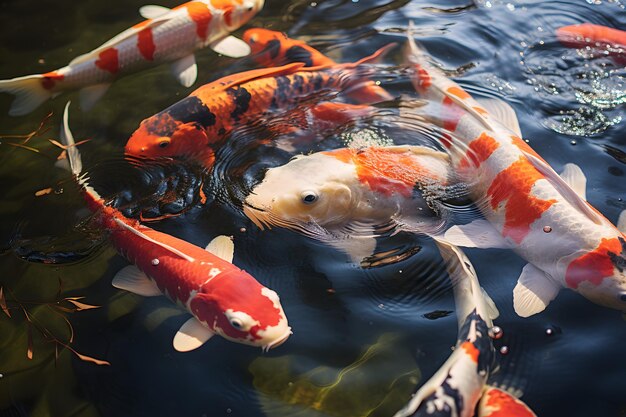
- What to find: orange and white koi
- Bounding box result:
[557,23,626,62]
[59,102,290,351]
[124,44,395,167]
[477,386,537,417]
[244,145,455,264]
[0,0,264,116]
[404,23,626,317]
[394,242,500,417]
[243,28,392,103]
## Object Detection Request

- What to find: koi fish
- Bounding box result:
[0,0,264,116]
[59,102,290,351]
[242,28,392,103]
[124,44,395,167]
[477,386,537,417]
[394,242,500,417]
[556,23,626,62]
[404,22,626,316]
[243,145,457,265]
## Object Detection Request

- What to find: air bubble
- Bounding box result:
[488,326,503,339]
[499,346,509,355]
[543,226,552,233]
[151,258,160,266]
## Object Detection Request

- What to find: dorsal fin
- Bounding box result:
[113,218,196,263]
[475,97,522,136]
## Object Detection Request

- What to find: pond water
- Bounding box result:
[1,0,626,416]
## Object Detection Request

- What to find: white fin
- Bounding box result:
[328,235,378,265]
[139,4,171,19]
[60,102,82,176]
[481,287,500,320]
[513,263,561,317]
[205,235,234,263]
[617,210,626,233]
[113,218,196,263]
[79,83,111,112]
[0,75,51,116]
[523,152,604,225]
[112,265,162,296]
[443,219,510,249]
[475,97,522,136]
[171,55,198,87]
[559,163,587,200]
[173,317,214,352]
[210,35,251,58]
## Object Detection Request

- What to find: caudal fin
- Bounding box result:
[0,75,51,116]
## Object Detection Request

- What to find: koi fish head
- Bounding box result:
[244,153,360,231]
[190,271,290,350]
[222,0,265,31]
[125,97,216,166]
[243,28,288,55]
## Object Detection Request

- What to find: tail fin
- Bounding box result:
[0,75,51,116]
[404,21,428,67]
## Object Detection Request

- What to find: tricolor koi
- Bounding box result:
[58,102,290,352]
[0,0,264,116]
[124,44,395,167]
[243,28,392,103]
[243,145,457,265]
[404,22,626,317]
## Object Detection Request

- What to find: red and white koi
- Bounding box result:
[477,386,537,417]
[242,28,393,103]
[124,44,395,168]
[0,0,264,116]
[404,23,626,317]
[59,102,290,351]
[394,242,499,417]
[243,145,456,264]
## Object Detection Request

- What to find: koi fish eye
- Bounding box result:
[157,138,171,149]
[620,293,626,302]
[301,190,318,204]
[229,318,244,329]
[226,311,253,331]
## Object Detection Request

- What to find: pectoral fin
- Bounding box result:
[328,236,378,265]
[475,97,522,136]
[171,55,198,87]
[443,219,510,249]
[617,210,626,233]
[173,317,214,352]
[559,163,587,200]
[513,263,561,317]
[210,36,251,58]
[112,265,161,296]
[139,5,171,19]
[205,235,234,263]
[79,83,111,111]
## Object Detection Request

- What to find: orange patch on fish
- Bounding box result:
[510,135,543,160]
[137,27,156,61]
[460,341,479,363]
[473,106,489,117]
[95,48,120,74]
[482,388,536,417]
[447,86,472,100]
[442,96,463,132]
[186,2,213,40]
[132,19,152,30]
[488,157,557,244]
[458,132,500,170]
[41,71,64,90]
[211,0,234,26]
[565,237,623,289]
[414,64,432,89]
[325,148,444,197]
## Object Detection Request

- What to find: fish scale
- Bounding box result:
[404,26,626,316]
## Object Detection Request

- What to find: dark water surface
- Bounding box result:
[1,0,626,416]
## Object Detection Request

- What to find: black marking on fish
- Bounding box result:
[285,45,314,67]
[143,115,178,137]
[292,74,305,95]
[457,310,495,376]
[227,87,252,122]
[608,236,626,273]
[415,378,464,417]
[271,76,291,109]
[167,96,216,128]
[312,74,325,90]
[218,127,226,136]
[266,39,281,59]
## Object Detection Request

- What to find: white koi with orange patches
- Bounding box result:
[0,0,264,116]
[405,25,626,316]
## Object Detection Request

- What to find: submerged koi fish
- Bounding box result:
[395,242,497,417]
[395,242,536,417]
[59,103,290,351]
[244,145,457,264]
[124,44,395,167]
[557,23,626,62]
[0,0,264,116]
[243,28,392,103]
[404,23,626,316]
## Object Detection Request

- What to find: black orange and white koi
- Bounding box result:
[0,0,264,116]
[243,28,393,103]
[404,23,626,317]
[394,242,536,417]
[243,145,456,264]
[59,102,290,352]
[124,44,395,168]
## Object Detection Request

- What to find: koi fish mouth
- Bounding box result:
[262,327,292,352]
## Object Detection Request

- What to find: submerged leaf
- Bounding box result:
[27,326,34,360]
[65,299,100,311]
[0,287,10,318]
